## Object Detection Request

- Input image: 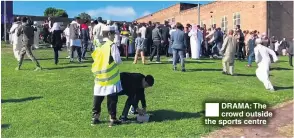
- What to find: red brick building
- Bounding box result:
[135,1,293,40]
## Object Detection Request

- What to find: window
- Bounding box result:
[210,16,215,27]
[221,16,228,32]
[172,18,175,23]
[233,12,241,26]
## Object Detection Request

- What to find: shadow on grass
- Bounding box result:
[1,124,11,129]
[148,110,204,122]
[45,65,89,70]
[234,73,273,77]
[1,96,43,103]
[36,58,68,61]
[234,73,256,77]
[270,67,292,71]
[275,86,293,91]
[186,68,222,72]
[185,60,215,64]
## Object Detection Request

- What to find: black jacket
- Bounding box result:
[51,30,63,48]
[161,26,170,42]
[119,72,146,108]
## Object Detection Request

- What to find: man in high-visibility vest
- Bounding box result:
[91,25,123,127]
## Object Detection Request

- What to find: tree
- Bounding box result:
[44,7,68,18]
[78,12,91,22]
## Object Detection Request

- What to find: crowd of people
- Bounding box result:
[7,15,293,127]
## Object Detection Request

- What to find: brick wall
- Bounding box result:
[267,1,293,40]
[136,4,181,24]
[135,1,268,33]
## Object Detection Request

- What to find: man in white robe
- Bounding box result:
[10,17,22,61]
[63,24,71,58]
[91,26,123,127]
[189,25,203,59]
[254,38,278,91]
[93,17,105,49]
[33,21,40,49]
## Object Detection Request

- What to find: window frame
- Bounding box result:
[233,12,241,27]
[221,15,228,32]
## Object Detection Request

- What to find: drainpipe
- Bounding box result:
[4,1,7,42]
[198,0,200,25]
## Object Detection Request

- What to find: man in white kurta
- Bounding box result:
[10,17,22,61]
[189,25,203,59]
[93,17,105,49]
[33,21,40,49]
[91,26,123,127]
[254,38,278,91]
[63,24,71,58]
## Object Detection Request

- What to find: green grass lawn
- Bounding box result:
[1,43,293,137]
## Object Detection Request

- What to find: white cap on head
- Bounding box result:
[255,38,262,45]
[107,20,111,24]
[33,21,38,25]
[102,25,115,32]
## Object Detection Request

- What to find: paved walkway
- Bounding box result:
[203,100,293,138]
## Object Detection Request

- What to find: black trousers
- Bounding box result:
[71,46,82,61]
[53,46,60,64]
[82,41,88,59]
[146,38,153,56]
[150,41,161,62]
[121,97,135,117]
[92,94,118,120]
[237,42,245,60]
[162,40,169,57]
[289,54,293,66]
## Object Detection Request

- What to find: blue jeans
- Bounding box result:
[247,52,255,65]
[172,49,185,69]
[212,42,222,55]
[82,41,88,58]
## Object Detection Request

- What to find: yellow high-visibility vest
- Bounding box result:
[91,40,120,86]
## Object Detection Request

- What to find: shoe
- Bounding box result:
[119,116,130,123]
[269,88,276,92]
[155,61,161,64]
[246,65,252,67]
[222,71,227,75]
[15,67,20,71]
[91,118,100,126]
[109,119,121,127]
[34,67,42,71]
[173,67,177,71]
[66,56,70,59]
[133,62,137,64]
[181,69,186,72]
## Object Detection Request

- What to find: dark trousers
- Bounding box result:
[53,46,60,64]
[150,41,161,62]
[163,40,169,57]
[92,94,118,120]
[237,42,245,60]
[71,46,82,61]
[146,38,153,56]
[289,54,293,66]
[82,41,88,59]
[121,97,135,117]
[18,44,41,68]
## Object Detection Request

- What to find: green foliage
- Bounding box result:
[44,7,68,18]
[78,12,91,22]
